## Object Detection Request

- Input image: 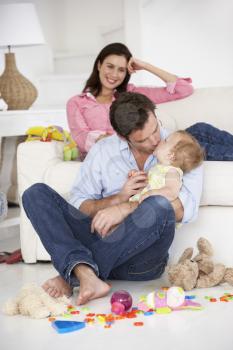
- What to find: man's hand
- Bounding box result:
[91,205,123,237]
[91,201,139,237]
[118,171,148,202]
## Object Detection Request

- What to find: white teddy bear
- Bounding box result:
[3,283,70,319]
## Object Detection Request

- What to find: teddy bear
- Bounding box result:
[167,237,233,291]
[2,283,70,319]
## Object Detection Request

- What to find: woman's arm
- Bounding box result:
[128,57,177,83]
[127,57,193,104]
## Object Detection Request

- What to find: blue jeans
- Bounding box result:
[186,122,233,161]
[22,184,176,286]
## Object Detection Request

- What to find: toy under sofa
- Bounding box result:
[17,86,233,266]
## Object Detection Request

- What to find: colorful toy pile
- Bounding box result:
[50,287,205,333]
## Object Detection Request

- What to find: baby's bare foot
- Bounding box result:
[42,275,72,298]
[74,264,111,305]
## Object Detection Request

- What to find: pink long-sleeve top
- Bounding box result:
[67,77,193,156]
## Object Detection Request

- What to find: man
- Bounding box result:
[23,92,203,305]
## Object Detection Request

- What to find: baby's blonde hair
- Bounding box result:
[171,130,205,172]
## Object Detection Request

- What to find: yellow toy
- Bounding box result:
[25,125,79,161]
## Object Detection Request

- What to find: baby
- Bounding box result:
[129,130,204,203]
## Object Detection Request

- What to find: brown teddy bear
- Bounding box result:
[167,237,233,291]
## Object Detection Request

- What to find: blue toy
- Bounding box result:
[52,320,86,334]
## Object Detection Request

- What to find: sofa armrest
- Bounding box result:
[17,140,81,263]
[17,140,64,194]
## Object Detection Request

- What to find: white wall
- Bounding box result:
[126,0,233,87]
[0,0,125,77]
[1,0,232,90]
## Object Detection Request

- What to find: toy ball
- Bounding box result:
[110,290,132,313]
[166,286,185,308]
[111,302,125,315]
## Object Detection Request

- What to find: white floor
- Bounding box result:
[1,211,233,350]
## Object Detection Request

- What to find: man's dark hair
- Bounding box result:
[110,92,156,138]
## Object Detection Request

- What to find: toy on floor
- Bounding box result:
[2,283,70,319]
[168,237,233,290]
[0,249,22,264]
[52,320,86,334]
[25,125,79,161]
[137,286,203,313]
[110,290,133,315]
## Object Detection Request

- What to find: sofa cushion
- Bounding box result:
[200,161,233,206]
[155,108,177,132]
[42,158,233,207]
[45,161,81,199]
[157,86,233,133]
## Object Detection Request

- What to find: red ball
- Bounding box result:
[110,290,133,311]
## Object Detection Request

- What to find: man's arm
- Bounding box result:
[170,198,184,222]
[79,171,148,217]
[179,165,203,223]
[91,201,139,237]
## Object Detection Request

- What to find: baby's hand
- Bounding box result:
[128,169,140,178]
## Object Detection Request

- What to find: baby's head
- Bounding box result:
[155,130,204,172]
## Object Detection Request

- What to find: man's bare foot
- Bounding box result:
[74,264,111,305]
[42,275,72,298]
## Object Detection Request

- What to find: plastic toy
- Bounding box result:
[25,125,79,161]
[52,320,86,334]
[138,287,186,312]
[111,302,126,315]
[166,286,185,308]
[110,290,133,314]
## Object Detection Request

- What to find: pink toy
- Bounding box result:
[111,302,125,315]
[110,290,133,314]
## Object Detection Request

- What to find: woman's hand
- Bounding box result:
[128,57,177,83]
[118,171,148,202]
[127,57,148,74]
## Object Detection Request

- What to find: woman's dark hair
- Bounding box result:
[82,43,132,96]
[110,92,156,138]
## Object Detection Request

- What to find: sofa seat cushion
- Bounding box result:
[201,161,233,206]
[44,160,233,207]
[45,161,81,200]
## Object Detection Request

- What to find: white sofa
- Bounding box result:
[17,87,233,266]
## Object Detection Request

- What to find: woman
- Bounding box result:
[67,42,193,157]
[67,42,233,161]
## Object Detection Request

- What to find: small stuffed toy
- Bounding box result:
[168,237,233,290]
[25,125,79,161]
[2,283,70,319]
